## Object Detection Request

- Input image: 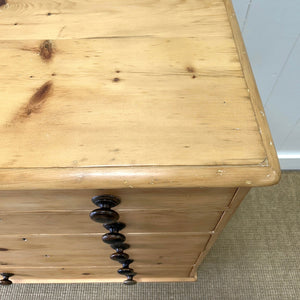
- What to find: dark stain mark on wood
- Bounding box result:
[40,40,53,61]
[14,23,18,26]
[82,273,91,276]
[116,70,120,73]
[22,238,27,241]
[25,81,53,116]
[184,145,190,148]
[51,73,56,76]
[47,12,52,16]
[0,262,8,265]
[192,75,196,79]
[11,81,53,123]
[0,248,8,251]
[186,66,195,73]
[113,77,120,82]
[0,0,6,7]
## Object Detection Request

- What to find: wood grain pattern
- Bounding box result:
[0,0,230,40]
[0,165,280,190]
[0,266,195,283]
[0,210,222,235]
[0,0,280,189]
[0,38,265,168]
[0,188,236,211]
[0,233,209,267]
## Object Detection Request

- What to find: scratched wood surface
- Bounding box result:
[0,0,280,188]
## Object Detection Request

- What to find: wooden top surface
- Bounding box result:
[0,0,280,189]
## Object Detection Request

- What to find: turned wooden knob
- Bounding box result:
[102,232,126,245]
[90,195,121,224]
[0,273,14,286]
[117,259,137,284]
[102,222,126,245]
[123,275,137,285]
[89,195,136,285]
[110,243,130,263]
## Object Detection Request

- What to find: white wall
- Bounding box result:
[232,0,300,169]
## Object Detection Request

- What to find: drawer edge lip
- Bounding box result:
[0,165,280,190]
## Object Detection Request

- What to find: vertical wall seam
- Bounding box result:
[279,117,300,151]
[264,33,300,108]
[242,0,253,32]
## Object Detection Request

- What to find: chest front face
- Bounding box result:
[0,0,279,285]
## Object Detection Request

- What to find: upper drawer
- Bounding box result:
[0,188,236,211]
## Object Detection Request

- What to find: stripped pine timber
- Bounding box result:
[0,0,231,40]
[0,188,236,211]
[0,38,264,169]
[0,1,280,189]
[0,233,210,267]
[0,210,222,234]
[0,0,281,284]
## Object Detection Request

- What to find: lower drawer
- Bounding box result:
[0,266,195,283]
[0,234,210,267]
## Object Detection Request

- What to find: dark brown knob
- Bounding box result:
[111,252,129,262]
[0,273,14,286]
[123,275,137,285]
[117,259,137,284]
[89,195,136,285]
[110,243,130,262]
[90,195,121,224]
[118,267,135,276]
[104,222,126,233]
[102,232,126,245]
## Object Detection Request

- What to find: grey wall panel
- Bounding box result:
[231,0,250,30]
[264,37,300,149]
[232,0,300,169]
[242,0,300,104]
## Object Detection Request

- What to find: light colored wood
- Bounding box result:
[0,210,222,235]
[0,233,209,267]
[189,187,250,277]
[0,266,194,283]
[0,0,280,189]
[0,188,236,211]
[0,38,264,168]
[0,166,280,190]
[0,0,231,40]
[0,0,281,285]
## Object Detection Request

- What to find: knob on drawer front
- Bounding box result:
[0,273,14,286]
[89,195,136,285]
[89,195,121,224]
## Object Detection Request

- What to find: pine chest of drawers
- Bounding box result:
[0,0,280,285]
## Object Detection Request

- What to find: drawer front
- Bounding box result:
[0,234,209,267]
[0,188,236,211]
[0,211,222,234]
[0,266,194,283]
